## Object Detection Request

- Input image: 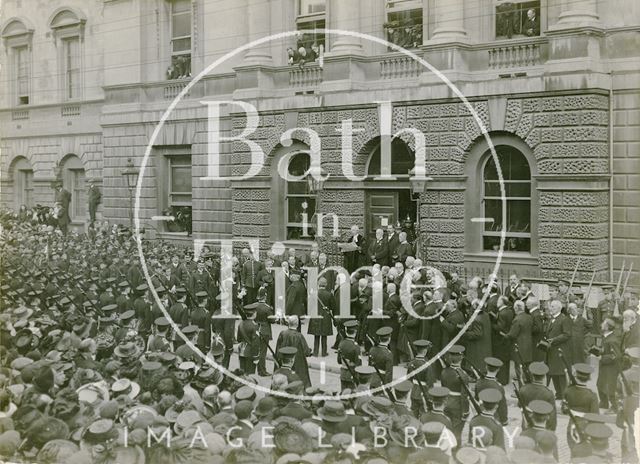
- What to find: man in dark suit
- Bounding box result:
[383,282,402,363]
[506,274,520,303]
[567,302,591,364]
[523,8,540,36]
[527,296,546,362]
[504,300,533,374]
[441,299,465,348]
[491,296,514,385]
[386,224,401,263]
[251,288,273,376]
[87,178,101,226]
[285,270,307,322]
[240,248,264,305]
[544,299,572,400]
[54,181,72,235]
[369,228,390,267]
[308,277,335,357]
[396,232,414,264]
[593,317,622,411]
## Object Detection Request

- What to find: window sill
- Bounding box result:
[464,252,538,266]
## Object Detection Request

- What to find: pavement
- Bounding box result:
[221,322,622,463]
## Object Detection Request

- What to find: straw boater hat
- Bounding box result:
[273,420,313,455]
[76,382,110,408]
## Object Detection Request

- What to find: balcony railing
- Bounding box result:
[380,54,421,79]
[488,41,543,69]
[61,105,81,117]
[289,64,323,89]
[164,81,190,99]
[12,110,29,120]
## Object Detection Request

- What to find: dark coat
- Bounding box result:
[285,280,307,317]
[420,301,443,352]
[88,185,101,207]
[461,311,493,372]
[396,242,414,263]
[254,302,273,340]
[491,306,514,356]
[506,312,533,363]
[387,233,400,262]
[308,287,334,336]
[368,238,389,267]
[276,328,311,386]
[530,307,546,362]
[237,319,260,358]
[441,308,465,347]
[344,234,365,273]
[568,315,591,364]
[622,321,640,351]
[241,259,264,289]
[544,313,572,376]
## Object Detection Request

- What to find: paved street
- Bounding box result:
[221,322,622,462]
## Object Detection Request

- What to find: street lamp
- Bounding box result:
[306,167,327,194]
[122,158,139,229]
[408,167,432,261]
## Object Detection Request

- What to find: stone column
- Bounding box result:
[243,0,272,65]
[555,0,600,27]
[327,0,363,55]
[430,0,467,42]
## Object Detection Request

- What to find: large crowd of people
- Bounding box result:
[0,207,638,464]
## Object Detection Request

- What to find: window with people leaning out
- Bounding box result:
[163,155,192,234]
[383,7,423,50]
[289,0,325,66]
[495,1,541,39]
[167,0,192,79]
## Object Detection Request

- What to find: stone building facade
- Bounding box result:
[1,0,638,286]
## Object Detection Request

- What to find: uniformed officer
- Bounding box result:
[369,326,393,387]
[440,344,471,446]
[147,317,173,352]
[474,357,508,426]
[338,319,362,392]
[392,380,413,416]
[407,339,436,417]
[191,290,212,353]
[581,423,614,461]
[595,285,616,332]
[468,388,505,449]
[175,325,199,362]
[250,288,273,376]
[563,362,599,454]
[519,362,557,431]
[521,400,558,458]
[237,304,259,375]
[420,386,454,433]
[273,346,301,384]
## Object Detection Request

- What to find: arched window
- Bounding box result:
[12,157,33,209]
[367,138,415,177]
[49,8,85,100]
[285,152,316,240]
[482,146,531,252]
[1,18,34,105]
[60,155,86,221]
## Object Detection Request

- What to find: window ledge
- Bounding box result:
[464,252,539,266]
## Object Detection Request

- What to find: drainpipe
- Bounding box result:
[609,71,614,282]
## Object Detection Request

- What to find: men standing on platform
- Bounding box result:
[343,225,365,274]
[386,223,400,263]
[369,228,389,267]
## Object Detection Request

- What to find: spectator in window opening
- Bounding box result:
[287,47,301,65]
[523,9,540,36]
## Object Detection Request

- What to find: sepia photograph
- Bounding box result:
[0,0,639,463]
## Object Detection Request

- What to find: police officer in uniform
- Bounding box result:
[474,357,508,426]
[440,345,470,446]
[273,346,301,384]
[338,319,362,391]
[237,304,259,375]
[369,326,394,387]
[562,362,599,455]
[468,388,505,449]
[518,361,557,431]
[420,386,454,434]
[521,400,558,459]
[250,288,273,376]
[407,339,436,417]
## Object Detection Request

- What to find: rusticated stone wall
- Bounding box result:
[230,91,611,279]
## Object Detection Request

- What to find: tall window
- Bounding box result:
[63,37,81,100]
[166,155,192,233]
[384,0,423,49]
[495,1,541,39]
[296,0,325,55]
[286,153,316,240]
[13,158,34,209]
[169,0,192,79]
[15,46,30,105]
[482,147,531,252]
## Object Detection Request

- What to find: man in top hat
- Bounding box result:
[562,362,599,454]
[474,357,508,426]
[407,339,436,417]
[591,317,622,412]
[251,287,274,376]
[468,388,505,449]
[87,178,101,226]
[308,276,334,358]
[338,319,362,392]
[440,345,471,445]
[273,346,301,384]
[518,362,557,431]
[237,303,259,375]
[275,316,311,386]
[544,299,572,399]
[369,326,394,387]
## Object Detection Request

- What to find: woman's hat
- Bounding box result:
[273,421,313,455]
[317,401,347,423]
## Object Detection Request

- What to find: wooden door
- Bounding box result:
[367,191,398,239]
